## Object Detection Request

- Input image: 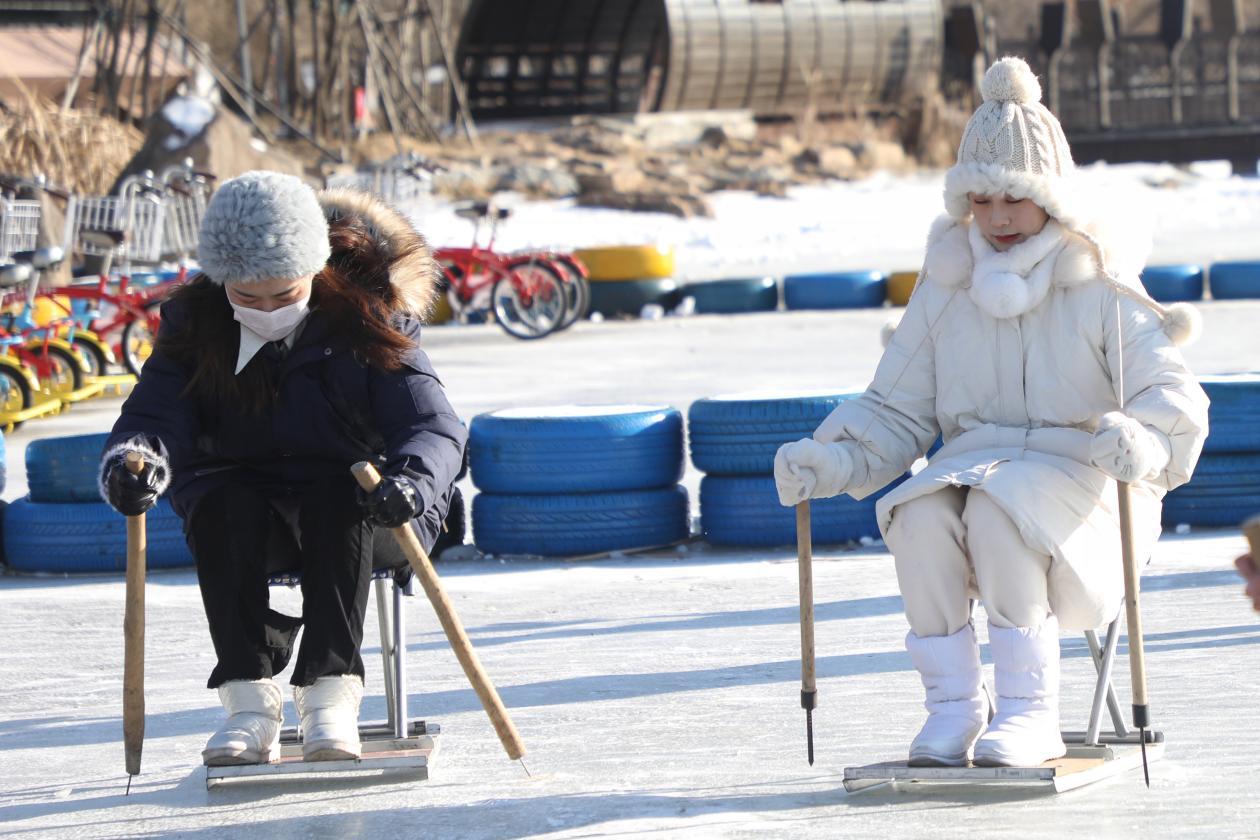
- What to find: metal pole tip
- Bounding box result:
[1139,728,1150,788]
[519,758,532,778]
[806,709,815,766]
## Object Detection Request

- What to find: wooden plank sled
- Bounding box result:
[205,721,440,789]
[843,734,1164,794]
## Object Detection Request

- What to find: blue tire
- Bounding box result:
[25,432,110,503]
[4,498,192,573]
[783,270,887,310]
[469,405,684,494]
[687,391,860,475]
[700,474,907,547]
[1208,261,1260,300]
[1139,265,1204,302]
[683,278,778,314]
[472,486,689,557]
[1162,495,1260,528]
[1199,374,1260,453]
[587,278,681,318]
[1170,452,1260,489]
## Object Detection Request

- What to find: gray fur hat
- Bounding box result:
[197,170,331,285]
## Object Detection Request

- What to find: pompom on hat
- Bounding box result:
[197,170,331,285]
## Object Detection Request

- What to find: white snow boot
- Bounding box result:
[973,616,1068,767]
[905,624,989,767]
[201,678,283,766]
[294,675,364,761]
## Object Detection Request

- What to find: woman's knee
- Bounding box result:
[963,490,1050,626]
[886,488,966,556]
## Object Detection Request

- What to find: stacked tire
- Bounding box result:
[1162,373,1260,528]
[469,405,690,557]
[1209,262,1260,299]
[574,245,680,318]
[682,277,779,314]
[783,270,886,310]
[690,391,904,547]
[4,432,193,573]
[1140,265,1204,302]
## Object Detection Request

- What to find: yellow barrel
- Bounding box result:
[574,245,676,282]
[887,271,919,306]
[425,292,454,325]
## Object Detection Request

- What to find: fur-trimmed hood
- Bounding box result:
[917,213,1200,346]
[317,188,442,320]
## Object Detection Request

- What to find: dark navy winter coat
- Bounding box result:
[102,190,466,551]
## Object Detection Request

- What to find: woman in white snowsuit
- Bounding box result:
[774,57,1210,768]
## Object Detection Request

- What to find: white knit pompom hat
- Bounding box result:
[197,170,331,285]
[939,56,1201,346]
[943,56,1077,224]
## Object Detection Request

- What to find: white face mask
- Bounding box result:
[230,295,311,342]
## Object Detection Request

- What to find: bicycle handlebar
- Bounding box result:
[0,173,70,201]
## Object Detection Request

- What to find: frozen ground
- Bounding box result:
[2,172,1260,839]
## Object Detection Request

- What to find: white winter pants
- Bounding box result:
[885,485,1051,637]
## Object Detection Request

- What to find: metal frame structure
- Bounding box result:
[949,1,1260,171]
[456,0,944,121]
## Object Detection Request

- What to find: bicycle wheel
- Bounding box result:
[554,261,591,329]
[510,256,588,331]
[70,334,110,377]
[120,301,162,376]
[491,265,567,340]
[0,364,32,430]
[31,344,83,397]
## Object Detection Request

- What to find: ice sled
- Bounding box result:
[843,614,1164,794]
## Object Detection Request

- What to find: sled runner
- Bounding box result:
[843,613,1163,794]
[205,721,440,788]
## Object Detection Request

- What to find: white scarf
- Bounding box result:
[967,220,1066,319]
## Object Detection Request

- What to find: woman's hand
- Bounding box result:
[358,474,422,527]
[1089,411,1170,483]
[773,439,854,507]
[103,456,162,516]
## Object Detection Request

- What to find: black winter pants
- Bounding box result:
[186,475,407,689]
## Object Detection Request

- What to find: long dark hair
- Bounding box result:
[158,214,417,413]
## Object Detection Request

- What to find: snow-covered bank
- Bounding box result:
[413,163,1260,282]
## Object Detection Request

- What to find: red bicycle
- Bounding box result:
[435,201,572,340]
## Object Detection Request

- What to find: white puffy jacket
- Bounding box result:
[815,215,1210,630]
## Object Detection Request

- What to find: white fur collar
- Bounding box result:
[917,212,1200,345]
[923,217,1124,292]
[966,220,1065,319]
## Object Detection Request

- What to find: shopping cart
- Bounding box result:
[0,195,42,264]
[159,158,215,263]
[66,172,168,273]
[325,153,437,217]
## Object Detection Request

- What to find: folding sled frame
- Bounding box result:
[206,561,439,789]
[842,613,1163,794]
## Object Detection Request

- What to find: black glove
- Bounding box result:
[104,455,162,516]
[359,474,422,528]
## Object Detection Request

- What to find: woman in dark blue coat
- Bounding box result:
[98,172,466,767]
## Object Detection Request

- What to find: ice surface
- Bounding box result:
[3,174,1260,838]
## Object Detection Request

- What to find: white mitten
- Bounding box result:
[1089,411,1170,483]
[773,439,855,506]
